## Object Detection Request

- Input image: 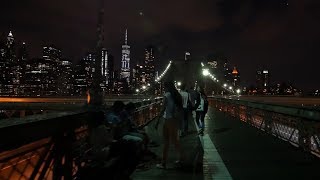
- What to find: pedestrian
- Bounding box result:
[179,83,192,136]
[155,81,184,169]
[194,86,209,136]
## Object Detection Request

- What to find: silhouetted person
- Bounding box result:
[194,86,208,136]
[156,81,184,169]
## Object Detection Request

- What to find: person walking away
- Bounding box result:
[188,86,197,115]
[194,86,208,136]
[179,84,191,136]
[156,81,184,169]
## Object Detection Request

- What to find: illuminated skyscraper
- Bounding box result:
[107,54,115,92]
[58,59,74,96]
[101,48,108,87]
[43,45,62,62]
[3,31,16,95]
[256,70,270,94]
[42,45,61,95]
[120,29,131,83]
[144,46,155,84]
[231,66,240,87]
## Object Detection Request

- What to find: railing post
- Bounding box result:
[297,119,311,151]
[264,111,273,133]
[52,130,75,180]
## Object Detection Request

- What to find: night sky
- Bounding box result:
[1,0,320,91]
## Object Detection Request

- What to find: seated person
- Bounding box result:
[88,111,114,160]
[105,101,143,145]
[87,111,140,178]
[120,102,149,142]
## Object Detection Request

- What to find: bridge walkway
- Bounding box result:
[133,107,320,180]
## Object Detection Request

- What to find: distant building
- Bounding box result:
[74,61,88,96]
[133,64,145,89]
[0,31,18,96]
[231,66,240,87]
[120,29,131,84]
[144,46,155,85]
[43,45,62,62]
[101,48,108,89]
[58,60,74,96]
[223,61,232,84]
[107,54,115,93]
[24,58,57,96]
[256,70,270,94]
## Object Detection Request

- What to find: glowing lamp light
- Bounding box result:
[136,89,140,93]
[223,84,227,87]
[177,81,182,86]
[86,90,90,104]
[202,69,209,76]
[236,89,241,94]
[229,86,233,90]
[142,86,146,90]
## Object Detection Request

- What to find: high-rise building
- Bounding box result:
[84,52,95,88]
[133,64,145,89]
[24,58,57,96]
[231,66,240,87]
[223,61,232,84]
[101,48,108,88]
[43,45,62,62]
[74,61,88,96]
[120,29,131,83]
[144,46,155,84]
[6,31,14,51]
[107,54,114,92]
[58,60,74,96]
[256,70,270,94]
[12,42,28,95]
[42,45,62,95]
[0,31,16,95]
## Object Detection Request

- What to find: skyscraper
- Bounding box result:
[107,54,115,92]
[120,29,131,83]
[58,60,74,96]
[101,48,108,88]
[144,46,155,84]
[42,45,61,95]
[231,66,240,87]
[256,70,270,94]
[2,31,16,95]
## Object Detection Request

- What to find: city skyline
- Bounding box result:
[1,0,320,91]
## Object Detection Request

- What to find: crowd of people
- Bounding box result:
[155,81,209,169]
[79,81,209,178]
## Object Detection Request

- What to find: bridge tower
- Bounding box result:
[89,0,104,106]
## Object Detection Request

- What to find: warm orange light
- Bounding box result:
[87,90,91,104]
[232,67,238,74]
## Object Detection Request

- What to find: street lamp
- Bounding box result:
[142,85,146,90]
[177,81,182,86]
[223,84,227,87]
[136,89,140,93]
[236,89,241,94]
[229,86,233,90]
[202,69,209,76]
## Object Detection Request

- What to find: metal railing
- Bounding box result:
[0,98,163,180]
[209,97,320,157]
